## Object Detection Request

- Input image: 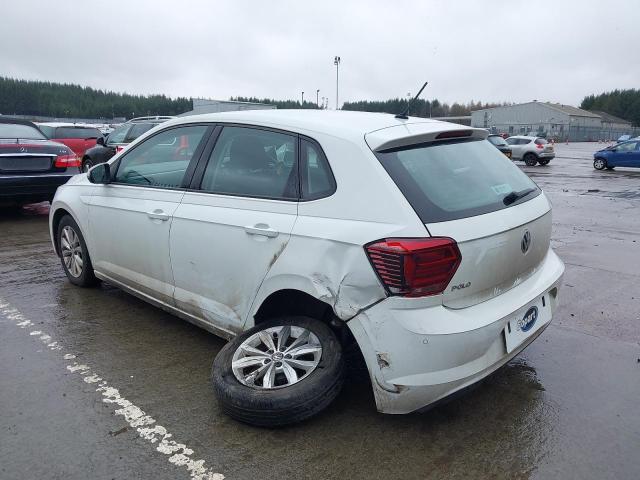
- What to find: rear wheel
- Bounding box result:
[538,159,550,166]
[212,315,344,427]
[524,153,538,166]
[57,215,99,287]
[593,158,606,170]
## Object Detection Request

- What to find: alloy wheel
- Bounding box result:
[231,325,322,389]
[61,226,84,277]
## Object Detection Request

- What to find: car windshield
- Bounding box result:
[488,136,507,146]
[0,123,46,140]
[375,138,540,223]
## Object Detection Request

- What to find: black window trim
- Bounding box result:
[109,123,215,192]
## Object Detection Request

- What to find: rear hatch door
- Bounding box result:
[368,124,551,308]
[0,139,67,173]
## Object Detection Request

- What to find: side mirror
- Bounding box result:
[87,162,111,184]
[96,136,105,146]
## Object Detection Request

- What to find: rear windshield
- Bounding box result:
[55,127,102,139]
[375,139,540,223]
[0,123,46,140]
[534,138,548,145]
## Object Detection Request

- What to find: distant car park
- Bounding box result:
[81,116,174,172]
[487,134,512,158]
[593,140,640,170]
[0,117,79,205]
[37,123,103,159]
[505,135,555,166]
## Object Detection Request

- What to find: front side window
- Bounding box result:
[505,137,518,145]
[38,125,55,138]
[616,141,637,152]
[125,123,156,143]
[300,139,335,199]
[488,136,507,146]
[200,126,297,200]
[375,139,540,223]
[114,125,208,188]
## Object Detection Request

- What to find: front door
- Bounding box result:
[613,141,639,167]
[88,124,210,305]
[170,126,299,335]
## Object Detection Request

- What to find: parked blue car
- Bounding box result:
[593,140,640,170]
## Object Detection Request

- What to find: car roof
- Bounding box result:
[0,116,39,128]
[163,109,475,143]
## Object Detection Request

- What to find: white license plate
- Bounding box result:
[504,296,550,353]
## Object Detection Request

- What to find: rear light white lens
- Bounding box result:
[366,238,461,297]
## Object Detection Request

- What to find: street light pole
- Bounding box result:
[316,89,320,108]
[334,56,341,110]
[301,91,304,106]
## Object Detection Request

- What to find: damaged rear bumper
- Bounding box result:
[347,249,564,414]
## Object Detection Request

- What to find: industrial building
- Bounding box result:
[179,98,275,116]
[471,101,637,141]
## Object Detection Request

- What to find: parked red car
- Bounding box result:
[37,123,103,159]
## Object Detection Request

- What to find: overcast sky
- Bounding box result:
[1,0,638,108]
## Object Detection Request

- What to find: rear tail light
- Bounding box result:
[54,153,80,168]
[365,238,461,297]
[116,145,125,154]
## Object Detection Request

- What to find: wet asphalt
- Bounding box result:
[0,142,639,480]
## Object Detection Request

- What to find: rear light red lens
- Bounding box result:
[54,153,80,168]
[365,238,461,297]
[435,130,472,140]
[116,145,125,153]
[536,143,544,149]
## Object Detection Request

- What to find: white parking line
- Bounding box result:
[0,299,224,480]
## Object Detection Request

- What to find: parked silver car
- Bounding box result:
[505,136,555,166]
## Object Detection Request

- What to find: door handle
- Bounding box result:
[147,209,170,221]
[244,224,279,238]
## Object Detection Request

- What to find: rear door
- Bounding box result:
[170,125,298,334]
[88,124,211,305]
[373,136,550,309]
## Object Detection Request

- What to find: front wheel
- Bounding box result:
[57,215,99,287]
[212,316,345,427]
[524,153,538,166]
[593,158,607,170]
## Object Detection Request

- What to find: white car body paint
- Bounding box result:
[0,299,224,480]
[49,110,564,414]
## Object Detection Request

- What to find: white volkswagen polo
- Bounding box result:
[50,110,564,426]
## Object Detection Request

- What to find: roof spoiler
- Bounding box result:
[366,124,489,152]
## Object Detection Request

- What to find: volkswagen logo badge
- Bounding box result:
[521,230,532,254]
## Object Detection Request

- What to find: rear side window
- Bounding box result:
[375,139,540,223]
[200,126,298,200]
[106,124,131,145]
[534,138,548,145]
[519,138,532,145]
[55,127,102,139]
[300,139,336,199]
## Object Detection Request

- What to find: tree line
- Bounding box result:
[0,77,192,119]
[341,99,511,118]
[581,89,640,126]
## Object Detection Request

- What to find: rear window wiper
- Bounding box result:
[503,188,536,206]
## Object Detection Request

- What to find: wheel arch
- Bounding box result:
[51,207,83,257]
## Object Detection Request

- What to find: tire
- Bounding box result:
[538,159,550,166]
[212,315,345,427]
[593,158,606,170]
[524,153,538,166]
[82,158,94,173]
[606,166,615,170]
[57,215,99,287]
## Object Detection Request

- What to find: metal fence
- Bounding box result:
[485,123,640,142]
